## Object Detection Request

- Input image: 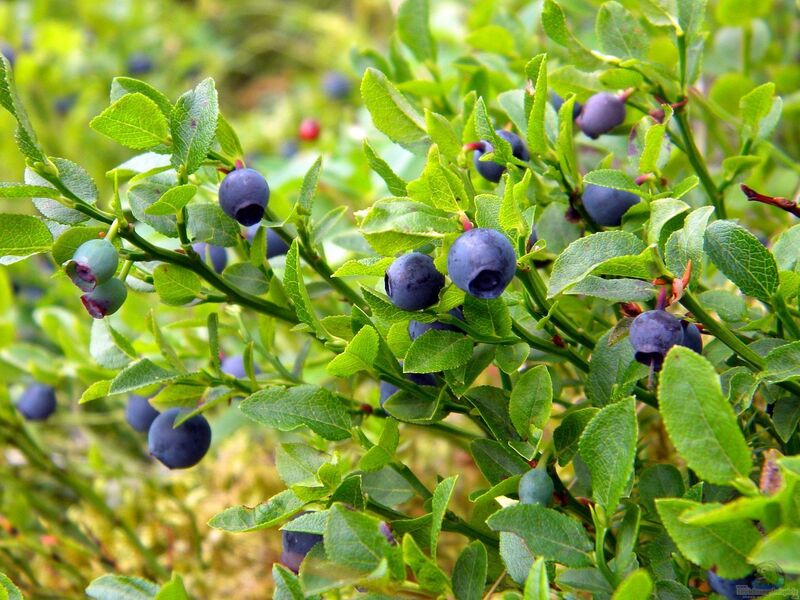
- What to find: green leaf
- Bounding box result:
[655,498,761,578]
[469,439,529,485]
[582,170,643,195]
[396,0,436,61]
[327,325,379,377]
[153,264,202,306]
[556,95,579,187]
[499,533,535,585]
[402,535,449,593]
[611,569,653,600]
[0,573,22,600]
[129,174,178,237]
[487,504,593,568]
[740,83,774,138]
[509,365,552,438]
[325,503,395,573]
[579,397,637,511]
[361,68,427,150]
[85,575,159,600]
[704,220,779,303]
[659,347,752,485]
[404,330,473,373]
[272,564,304,600]
[170,78,219,175]
[90,93,169,150]
[0,183,61,198]
[215,112,243,160]
[567,277,656,302]
[452,541,487,600]
[772,224,800,271]
[90,320,134,369]
[297,156,322,216]
[648,199,689,247]
[665,206,714,283]
[144,184,197,215]
[639,464,685,515]
[465,386,518,441]
[208,489,305,533]
[240,384,351,441]
[111,77,173,117]
[430,476,457,556]
[186,202,240,247]
[333,257,394,278]
[596,2,646,59]
[525,54,549,156]
[283,241,321,336]
[523,556,549,600]
[0,214,52,264]
[0,55,47,163]
[465,25,516,55]
[359,198,460,255]
[362,141,407,196]
[222,263,268,296]
[109,359,180,394]
[154,573,189,600]
[554,408,599,466]
[761,340,800,384]
[425,110,462,162]
[548,231,646,297]
[748,527,800,574]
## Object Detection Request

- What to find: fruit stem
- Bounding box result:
[118,260,133,281]
[105,219,121,242]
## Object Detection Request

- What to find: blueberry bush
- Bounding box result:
[1,0,799,598]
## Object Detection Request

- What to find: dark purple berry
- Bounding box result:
[127,53,153,75]
[550,92,582,120]
[379,373,437,407]
[219,167,270,226]
[148,408,211,469]
[469,130,530,183]
[408,307,464,341]
[245,225,289,259]
[582,184,640,227]
[577,92,626,139]
[629,310,683,370]
[281,511,323,574]
[125,394,160,433]
[16,383,56,421]
[322,71,352,100]
[707,570,778,600]
[680,322,703,354]
[384,253,444,311]
[1,43,15,67]
[447,228,516,299]
[192,242,228,274]
[221,355,261,379]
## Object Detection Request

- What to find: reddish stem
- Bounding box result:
[741,184,800,218]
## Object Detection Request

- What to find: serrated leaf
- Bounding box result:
[526,54,549,156]
[430,476,457,556]
[144,184,196,215]
[240,384,351,441]
[0,183,61,198]
[509,365,552,438]
[658,347,752,485]
[0,214,52,264]
[452,541,487,600]
[611,569,652,600]
[208,489,305,533]
[170,78,218,174]
[361,68,427,150]
[554,408,599,465]
[582,170,643,195]
[396,0,436,61]
[470,439,529,485]
[579,397,637,511]
[111,77,173,117]
[298,156,322,215]
[327,325,379,377]
[487,504,593,567]
[0,55,47,163]
[90,93,169,150]
[704,220,778,303]
[748,527,800,574]
[363,141,408,196]
[596,2,646,59]
[284,241,322,336]
[153,264,201,306]
[404,330,473,373]
[85,575,159,600]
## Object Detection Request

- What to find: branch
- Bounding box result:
[741,184,800,218]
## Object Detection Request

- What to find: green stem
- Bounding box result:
[674,110,726,219]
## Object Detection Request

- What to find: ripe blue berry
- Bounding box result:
[707,570,778,600]
[408,307,464,341]
[125,394,160,433]
[385,253,444,311]
[16,383,56,421]
[447,228,516,299]
[221,355,261,378]
[469,130,530,183]
[527,225,538,251]
[582,184,640,227]
[577,92,627,139]
[148,408,212,469]
[66,238,119,291]
[281,511,323,574]
[518,469,554,506]
[219,167,270,226]
[380,373,437,407]
[80,278,127,319]
[550,92,582,120]
[245,225,290,258]
[680,322,703,354]
[192,242,227,274]
[54,94,77,117]
[127,53,153,75]
[629,310,683,370]
[323,71,352,100]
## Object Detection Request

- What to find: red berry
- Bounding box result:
[299,118,321,141]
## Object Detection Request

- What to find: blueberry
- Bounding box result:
[447,228,516,299]
[125,394,160,433]
[80,278,127,319]
[379,373,437,407]
[66,238,119,292]
[629,310,683,370]
[127,53,154,75]
[299,118,321,142]
[322,71,352,100]
[379,521,396,545]
[219,167,270,226]
[582,184,640,227]
[16,383,56,421]
[279,139,299,158]
[577,92,626,139]
[147,408,212,469]
[245,225,289,258]
[527,225,538,251]
[54,94,77,117]
[518,469,554,506]
[680,321,703,354]
[408,307,464,341]
[550,92,582,120]
[221,355,261,378]
[707,570,778,600]
[468,129,530,183]
[384,253,444,311]
[192,242,228,274]
[1,43,15,67]
[281,511,323,574]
